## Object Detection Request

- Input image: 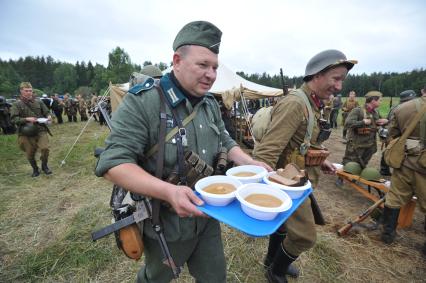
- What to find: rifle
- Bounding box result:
[91,104,182,278]
[280,68,288,96]
[337,197,385,236]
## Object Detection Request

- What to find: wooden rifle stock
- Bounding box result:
[337,197,385,236]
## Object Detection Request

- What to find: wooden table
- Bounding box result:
[336,170,416,228]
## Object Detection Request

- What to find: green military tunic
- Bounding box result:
[341,98,359,126]
[385,97,426,213]
[342,106,380,168]
[96,73,237,282]
[10,99,51,161]
[253,83,325,256]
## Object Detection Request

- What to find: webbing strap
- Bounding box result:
[414,99,426,146]
[292,89,314,155]
[145,110,197,159]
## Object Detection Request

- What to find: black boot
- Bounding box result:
[381,206,400,244]
[265,245,298,283]
[41,160,52,175]
[380,156,391,176]
[264,232,299,278]
[29,159,40,177]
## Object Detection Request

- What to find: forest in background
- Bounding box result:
[1,46,425,98]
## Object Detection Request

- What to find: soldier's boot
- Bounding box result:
[41,160,52,175]
[381,206,400,244]
[265,245,297,283]
[380,156,391,176]
[263,232,299,278]
[29,159,40,177]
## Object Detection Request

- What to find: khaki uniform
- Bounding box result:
[342,106,380,168]
[64,98,78,122]
[253,83,324,256]
[96,73,237,283]
[10,99,50,162]
[342,98,359,138]
[323,97,334,122]
[77,98,88,121]
[385,97,426,213]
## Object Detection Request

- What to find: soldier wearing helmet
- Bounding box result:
[140,64,163,79]
[342,90,388,169]
[10,82,53,177]
[253,49,357,283]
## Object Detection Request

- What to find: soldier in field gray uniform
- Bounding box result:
[95,21,271,283]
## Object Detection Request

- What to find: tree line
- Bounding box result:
[1,46,425,98]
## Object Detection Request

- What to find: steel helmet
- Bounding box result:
[304,49,357,80]
[20,123,39,136]
[140,65,163,78]
[343,162,362,175]
[399,90,417,103]
[360,167,381,182]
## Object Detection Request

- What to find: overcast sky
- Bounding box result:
[1,0,425,77]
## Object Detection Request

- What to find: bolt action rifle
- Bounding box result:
[91,101,182,278]
[280,68,288,96]
[337,197,385,236]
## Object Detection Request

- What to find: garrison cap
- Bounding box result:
[173,21,222,54]
[399,89,417,102]
[365,90,383,98]
[141,65,163,78]
[304,49,357,80]
[20,82,33,89]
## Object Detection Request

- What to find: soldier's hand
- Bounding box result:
[376,118,388,126]
[363,118,372,125]
[320,160,336,175]
[250,160,273,172]
[169,186,205,218]
[25,117,37,123]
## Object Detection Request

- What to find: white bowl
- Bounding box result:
[195,175,243,206]
[235,183,292,221]
[226,165,267,184]
[263,172,311,199]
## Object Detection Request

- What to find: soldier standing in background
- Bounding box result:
[253,49,357,283]
[329,94,342,128]
[323,94,334,123]
[10,82,52,176]
[76,94,88,121]
[63,94,78,122]
[381,95,426,259]
[90,93,99,121]
[341,90,359,141]
[51,94,64,124]
[0,96,16,134]
[342,91,388,168]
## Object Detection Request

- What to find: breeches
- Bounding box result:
[342,142,377,168]
[18,132,49,161]
[386,165,426,213]
[136,218,226,283]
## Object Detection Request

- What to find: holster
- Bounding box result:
[304,148,330,166]
[112,204,144,260]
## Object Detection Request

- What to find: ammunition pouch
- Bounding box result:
[112,204,144,260]
[213,147,228,175]
[304,148,330,166]
[166,151,214,188]
[356,127,375,135]
[405,139,422,156]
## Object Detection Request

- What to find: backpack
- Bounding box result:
[252,89,314,155]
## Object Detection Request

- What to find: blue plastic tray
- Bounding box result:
[196,188,312,237]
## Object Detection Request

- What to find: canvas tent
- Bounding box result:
[108,62,283,112]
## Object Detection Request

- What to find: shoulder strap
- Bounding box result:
[400,99,426,143]
[292,89,314,155]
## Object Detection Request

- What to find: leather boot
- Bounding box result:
[381,206,400,244]
[264,232,299,278]
[265,244,298,283]
[41,160,52,175]
[29,159,40,177]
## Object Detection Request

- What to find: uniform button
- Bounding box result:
[202,149,206,154]
[199,124,203,128]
